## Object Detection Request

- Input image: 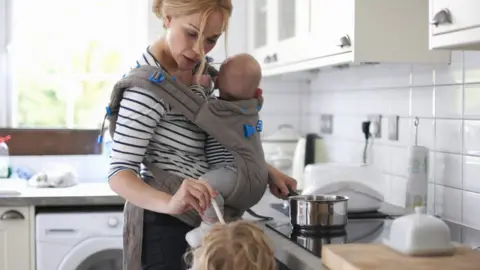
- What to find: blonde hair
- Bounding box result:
[188,220,276,270]
[152,0,232,76]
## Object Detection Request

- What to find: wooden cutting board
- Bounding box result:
[322,244,480,270]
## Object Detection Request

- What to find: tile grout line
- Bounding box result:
[432,63,437,216]
[461,51,465,228]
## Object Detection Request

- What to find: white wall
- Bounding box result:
[303,50,480,235]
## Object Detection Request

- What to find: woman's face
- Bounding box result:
[164,11,225,71]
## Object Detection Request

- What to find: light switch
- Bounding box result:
[320,114,333,134]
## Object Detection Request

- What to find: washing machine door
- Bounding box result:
[58,237,122,270]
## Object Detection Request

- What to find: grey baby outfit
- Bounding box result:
[105,64,269,270]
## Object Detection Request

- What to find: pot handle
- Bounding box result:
[287,186,299,197]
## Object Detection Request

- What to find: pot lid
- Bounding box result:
[263,124,301,142]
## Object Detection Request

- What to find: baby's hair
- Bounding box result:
[152,0,232,77]
[187,220,276,270]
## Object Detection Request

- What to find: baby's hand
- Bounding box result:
[191,75,212,89]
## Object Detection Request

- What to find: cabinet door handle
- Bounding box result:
[264,55,271,63]
[272,53,278,62]
[0,210,25,220]
[337,35,351,48]
[431,9,452,26]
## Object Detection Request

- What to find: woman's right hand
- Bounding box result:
[165,178,218,215]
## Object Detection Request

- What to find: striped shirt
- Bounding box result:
[108,48,233,181]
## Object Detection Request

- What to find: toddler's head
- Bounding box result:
[190,220,276,270]
[216,53,262,101]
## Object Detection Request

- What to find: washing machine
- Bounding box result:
[36,211,123,270]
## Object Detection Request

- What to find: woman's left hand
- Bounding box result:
[267,164,297,199]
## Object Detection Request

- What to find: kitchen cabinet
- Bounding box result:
[429,0,480,50]
[246,0,310,72]
[247,0,451,77]
[207,0,248,69]
[0,206,34,270]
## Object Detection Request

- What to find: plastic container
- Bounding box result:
[405,145,429,212]
[0,135,11,178]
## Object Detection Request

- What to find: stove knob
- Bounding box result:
[108,217,119,228]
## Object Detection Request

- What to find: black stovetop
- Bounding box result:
[265,218,391,258]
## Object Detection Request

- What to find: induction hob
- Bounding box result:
[265,218,391,258]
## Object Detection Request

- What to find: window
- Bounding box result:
[0,0,148,129]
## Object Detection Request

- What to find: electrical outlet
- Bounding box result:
[367,114,382,138]
[320,114,333,134]
[388,115,399,141]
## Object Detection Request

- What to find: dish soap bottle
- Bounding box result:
[0,135,12,178]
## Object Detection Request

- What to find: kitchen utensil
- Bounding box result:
[322,243,480,270]
[383,206,455,256]
[211,198,226,224]
[291,133,328,190]
[261,124,301,169]
[288,186,349,231]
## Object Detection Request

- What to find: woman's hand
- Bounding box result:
[267,164,297,199]
[165,178,218,215]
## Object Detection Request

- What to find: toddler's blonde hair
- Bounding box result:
[152,0,232,76]
[189,220,276,270]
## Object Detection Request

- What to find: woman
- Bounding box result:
[108,0,296,269]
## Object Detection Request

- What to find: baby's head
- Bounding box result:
[216,53,262,101]
[190,220,276,270]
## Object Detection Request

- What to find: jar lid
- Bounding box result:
[263,124,300,142]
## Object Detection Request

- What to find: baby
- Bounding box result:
[185,53,263,248]
[187,220,276,270]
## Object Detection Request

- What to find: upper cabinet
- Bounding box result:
[207,0,248,69]
[429,0,480,50]
[246,0,310,70]
[247,0,451,77]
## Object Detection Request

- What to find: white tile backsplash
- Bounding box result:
[463,84,480,118]
[434,85,463,118]
[410,87,433,117]
[463,191,480,229]
[434,152,462,189]
[463,156,480,193]
[300,50,480,230]
[464,120,480,156]
[435,119,463,154]
[434,185,462,223]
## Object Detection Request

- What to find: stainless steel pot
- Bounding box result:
[288,189,349,231]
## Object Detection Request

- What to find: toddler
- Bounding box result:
[187,220,276,270]
[185,53,263,248]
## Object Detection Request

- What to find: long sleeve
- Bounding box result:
[108,86,166,178]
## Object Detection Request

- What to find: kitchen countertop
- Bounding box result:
[0,182,125,206]
[244,192,405,270]
[0,181,402,270]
